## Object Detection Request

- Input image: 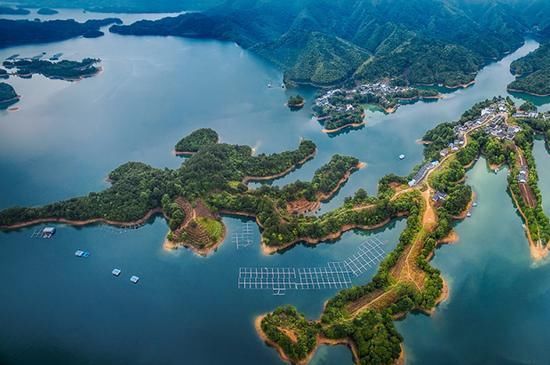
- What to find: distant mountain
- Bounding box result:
[109,0,540,87]
[0,18,122,48]
[2,0,224,13]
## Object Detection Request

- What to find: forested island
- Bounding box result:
[0,18,122,48]
[508,43,550,96]
[0,6,30,15]
[287,95,305,110]
[0,82,19,109]
[3,57,101,81]
[313,82,439,133]
[106,0,544,88]
[37,8,59,15]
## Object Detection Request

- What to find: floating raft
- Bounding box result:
[130,275,140,284]
[74,250,90,258]
[112,268,121,277]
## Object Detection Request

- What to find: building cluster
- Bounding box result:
[313,82,414,116]
[484,115,521,141]
[408,160,439,187]
[432,191,448,206]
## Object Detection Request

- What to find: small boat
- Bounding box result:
[281,83,285,89]
[267,82,272,88]
[466,212,472,217]
[130,275,140,284]
[399,154,405,160]
[473,202,478,207]
[112,269,121,277]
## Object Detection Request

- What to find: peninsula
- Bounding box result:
[255,97,550,365]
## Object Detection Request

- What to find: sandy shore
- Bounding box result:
[439,230,460,244]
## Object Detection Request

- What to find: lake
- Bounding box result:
[0,10,548,365]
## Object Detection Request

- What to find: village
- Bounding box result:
[409,99,513,188]
[313,82,440,122]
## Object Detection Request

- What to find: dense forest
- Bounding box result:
[174,128,219,153]
[508,43,550,96]
[107,0,546,87]
[0,82,19,109]
[0,18,122,48]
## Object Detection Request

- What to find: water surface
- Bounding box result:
[0,10,549,365]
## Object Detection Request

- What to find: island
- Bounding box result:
[313,82,440,133]
[1,98,549,363]
[0,82,20,109]
[0,18,122,48]
[3,57,101,81]
[287,95,305,111]
[37,8,59,15]
[508,43,550,96]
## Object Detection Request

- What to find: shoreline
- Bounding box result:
[287,162,366,214]
[321,121,365,134]
[507,87,550,97]
[242,149,316,184]
[0,208,163,230]
[254,315,362,365]
[509,187,549,261]
[162,222,227,257]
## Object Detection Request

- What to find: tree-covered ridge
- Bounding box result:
[3,58,101,80]
[109,0,530,87]
[0,82,19,109]
[508,43,550,96]
[37,8,59,15]
[174,128,219,153]
[0,18,122,48]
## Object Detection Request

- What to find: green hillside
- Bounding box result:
[108,0,543,86]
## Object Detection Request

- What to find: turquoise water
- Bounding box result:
[0,10,549,365]
[397,156,550,364]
